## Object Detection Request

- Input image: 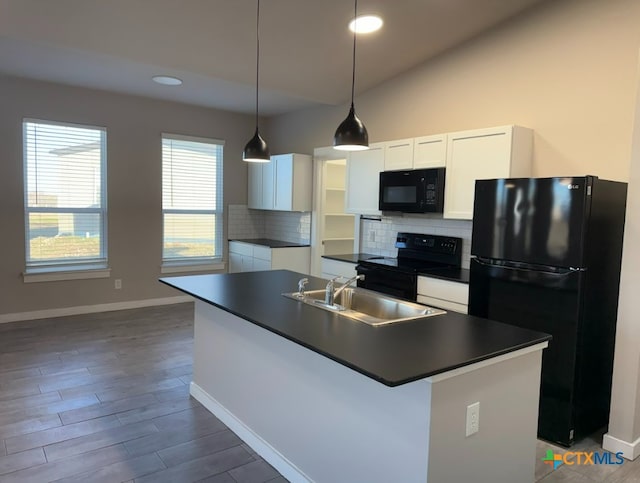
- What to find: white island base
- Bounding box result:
[190,301,547,483]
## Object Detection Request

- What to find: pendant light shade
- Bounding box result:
[243,128,270,162]
[243,0,270,163]
[334,0,369,151]
[333,104,369,151]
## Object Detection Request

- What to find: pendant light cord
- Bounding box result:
[255,0,261,129]
[350,0,358,107]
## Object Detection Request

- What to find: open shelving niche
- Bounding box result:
[322,161,355,256]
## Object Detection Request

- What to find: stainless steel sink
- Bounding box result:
[282,287,446,326]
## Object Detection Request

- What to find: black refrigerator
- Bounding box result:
[468,176,627,446]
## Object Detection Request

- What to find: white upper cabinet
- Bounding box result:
[247,153,312,211]
[345,142,384,215]
[261,161,275,209]
[443,125,532,220]
[272,154,294,211]
[383,138,414,170]
[413,134,447,169]
[247,163,262,209]
[383,135,447,170]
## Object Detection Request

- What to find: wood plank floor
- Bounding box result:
[1,302,639,482]
[0,303,284,483]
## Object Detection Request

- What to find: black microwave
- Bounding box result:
[379,168,445,213]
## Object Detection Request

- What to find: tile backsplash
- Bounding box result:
[264,210,311,244]
[359,214,473,268]
[228,205,471,266]
[228,204,311,245]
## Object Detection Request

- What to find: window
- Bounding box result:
[162,134,224,266]
[23,119,107,274]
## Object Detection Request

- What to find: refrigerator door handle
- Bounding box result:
[473,258,583,277]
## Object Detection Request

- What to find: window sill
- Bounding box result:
[160,262,226,274]
[23,267,111,283]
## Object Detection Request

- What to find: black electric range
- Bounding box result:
[356,232,462,301]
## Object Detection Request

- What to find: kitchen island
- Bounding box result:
[161,270,550,483]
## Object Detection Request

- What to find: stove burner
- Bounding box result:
[356,232,463,301]
[359,257,450,273]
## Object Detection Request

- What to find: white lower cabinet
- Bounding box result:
[229,252,253,273]
[321,258,357,280]
[417,276,469,314]
[229,241,310,274]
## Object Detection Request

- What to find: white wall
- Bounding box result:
[605,49,640,459]
[267,0,640,183]
[0,75,254,317]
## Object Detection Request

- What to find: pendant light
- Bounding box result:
[333,0,369,151]
[243,0,270,162]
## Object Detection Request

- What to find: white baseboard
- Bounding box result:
[0,295,193,324]
[189,382,312,483]
[603,432,640,460]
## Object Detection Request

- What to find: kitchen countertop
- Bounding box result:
[418,267,470,284]
[321,253,381,264]
[229,238,310,248]
[160,270,550,387]
[322,253,470,284]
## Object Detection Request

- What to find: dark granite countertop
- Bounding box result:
[321,253,381,264]
[161,270,550,387]
[229,238,310,248]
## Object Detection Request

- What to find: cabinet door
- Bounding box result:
[273,154,293,211]
[321,258,357,280]
[444,127,513,220]
[413,134,447,169]
[261,161,275,209]
[345,143,384,215]
[229,252,243,273]
[240,255,254,272]
[247,163,263,209]
[290,154,313,212]
[417,276,469,314]
[252,257,271,271]
[383,138,414,170]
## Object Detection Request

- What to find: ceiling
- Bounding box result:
[0,0,548,116]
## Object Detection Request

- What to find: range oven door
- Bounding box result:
[356,264,417,301]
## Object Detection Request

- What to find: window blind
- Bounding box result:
[23,119,107,271]
[162,134,224,263]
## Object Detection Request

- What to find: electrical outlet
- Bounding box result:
[114,279,122,290]
[466,402,480,437]
[369,230,376,242]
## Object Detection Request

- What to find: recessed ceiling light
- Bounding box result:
[152,75,183,86]
[349,15,383,34]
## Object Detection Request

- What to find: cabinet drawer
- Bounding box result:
[252,245,272,262]
[417,276,469,305]
[229,241,252,257]
[417,295,468,314]
[321,258,357,279]
[252,257,272,271]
